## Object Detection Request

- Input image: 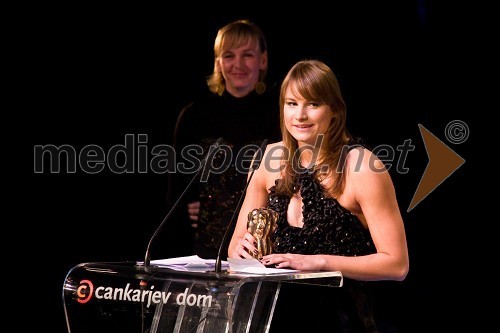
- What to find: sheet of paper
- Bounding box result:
[149,255,217,265]
[137,255,229,272]
[228,258,300,274]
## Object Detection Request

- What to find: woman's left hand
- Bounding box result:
[261,253,325,271]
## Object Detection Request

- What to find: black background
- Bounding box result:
[24,2,475,331]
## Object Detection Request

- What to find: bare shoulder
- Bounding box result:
[264,141,285,156]
[263,141,286,172]
[259,141,285,189]
[345,146,387,175]
[344,146,396,200]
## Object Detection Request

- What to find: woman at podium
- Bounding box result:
[228,60,409,332]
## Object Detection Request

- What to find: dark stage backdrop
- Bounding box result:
[25,3,474,332]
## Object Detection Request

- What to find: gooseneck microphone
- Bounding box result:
[214,139,269,273]
[143,137,224,267]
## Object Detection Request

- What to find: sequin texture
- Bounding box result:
[269,167,376,256]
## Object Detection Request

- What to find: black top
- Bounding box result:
[168,87,281,259]
[268,167,376,256]
[267,147,380,333]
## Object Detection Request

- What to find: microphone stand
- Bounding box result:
[214,139,268,273]
[143,137,223,267]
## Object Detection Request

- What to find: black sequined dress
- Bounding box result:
[268,166,381,333]
[167,87,280,259]
[269,166,375,256]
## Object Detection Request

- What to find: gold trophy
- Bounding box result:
[247,208,278,259]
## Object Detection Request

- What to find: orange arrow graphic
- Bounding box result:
[408,124,465,212]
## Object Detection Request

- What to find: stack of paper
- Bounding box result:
[146,255,229,272]
[140,256,300,274]
[228,258,300,274]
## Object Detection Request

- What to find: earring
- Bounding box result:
[255,81,266,95]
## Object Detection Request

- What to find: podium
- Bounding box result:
[63,261,343,333]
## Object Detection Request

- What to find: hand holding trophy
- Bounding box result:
[247,208,278,259]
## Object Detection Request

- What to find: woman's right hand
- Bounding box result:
[229,232,257,259]
[187,201,200,228]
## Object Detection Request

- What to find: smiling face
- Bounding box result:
[217,38,267,97]
[279,60,348,167]
[283,83,333,147]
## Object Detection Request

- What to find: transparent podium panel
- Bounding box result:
[63,261,342,333]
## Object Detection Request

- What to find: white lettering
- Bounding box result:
[176,288,188,305]
[113,287,124,300]
[124,283,132,301]
[152,291,161,305]
[197,295,213,307]
[131,289,141,302]
[186,294,196,306]
[88,283,210,308]
[146,286,155,308]
[103,287,113,300]
[95,286,104,299]
[162,291,172,304]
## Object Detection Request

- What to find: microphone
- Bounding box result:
[143,137,224,267]
[214,139,268,273]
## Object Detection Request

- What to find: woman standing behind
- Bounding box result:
[167,19,280,259]
[229,59,409,332]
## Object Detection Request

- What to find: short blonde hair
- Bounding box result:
[207,19,268,95]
